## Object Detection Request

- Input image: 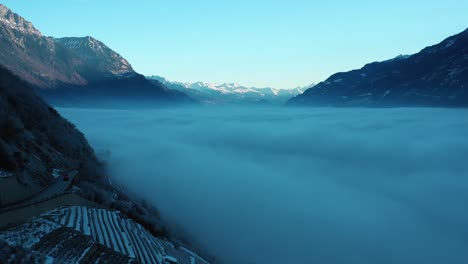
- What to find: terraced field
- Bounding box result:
[44,206,165,263]
[0,217,131,263]
[0,206,211,264]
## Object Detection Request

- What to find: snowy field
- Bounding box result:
[59,106,468,264]
[0,206,206,264]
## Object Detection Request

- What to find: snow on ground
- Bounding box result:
[1,208,132,263]
[0,169,13,178]
[383,90,391,98]
[0,240,49,263]
[0,218,60,248]
[0,205,210,263]
[181,247,211,264]
[51,169,62,179]
[44,256,55,264]
[41,206,209,264]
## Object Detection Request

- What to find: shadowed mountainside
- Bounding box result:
[0,4,192,105]
[0,66,209,262]
[0,66,101,187]
[288,28,468,107]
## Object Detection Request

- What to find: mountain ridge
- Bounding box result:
[149,75,310,105]
[288,28,468,107]
[55,36,135,77]
[0,4,41,36]
[0,4,192,104]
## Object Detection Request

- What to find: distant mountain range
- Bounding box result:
[2,3,466,107]
[148,76,310,105]
[288,28,468,107]
[0,4,192,105]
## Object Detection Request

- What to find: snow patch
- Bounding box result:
[0,218,60,248]
[383,90,391,98]
[51,168,63,179]
[0,169,13,178]
[445,39,455,48]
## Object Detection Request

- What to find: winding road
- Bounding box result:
[0,170,78,212]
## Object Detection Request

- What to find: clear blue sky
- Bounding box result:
[2,0,467,89]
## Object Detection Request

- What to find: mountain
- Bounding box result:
[0,4,85,88]
[0,65,100,188]
[0,65,212,263]
[0,4,192,105]
[54,37,134,78]
[288,28,468,107]
[148,76,309,105]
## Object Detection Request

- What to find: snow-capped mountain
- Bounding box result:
[55,36,134,76]
[148,76,311,104]
[0,4,41,36]
[0,4,192,104]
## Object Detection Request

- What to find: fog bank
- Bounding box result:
[59,106,468,264]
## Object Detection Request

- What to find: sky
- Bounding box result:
[2,0,467,89]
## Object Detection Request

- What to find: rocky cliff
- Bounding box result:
[0,4,192,104]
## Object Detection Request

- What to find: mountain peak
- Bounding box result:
[149,75,308,104]
[0,4,41,36]
[56,36,134,75]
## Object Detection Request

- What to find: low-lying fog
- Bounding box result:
[59,106,468,264]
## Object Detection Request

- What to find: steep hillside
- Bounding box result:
[0,4,86,88]
[55,36,134,79]
[0,4,192,104]
[0,66,100,187]
[0,65,211,262]
[288,28,468,107]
